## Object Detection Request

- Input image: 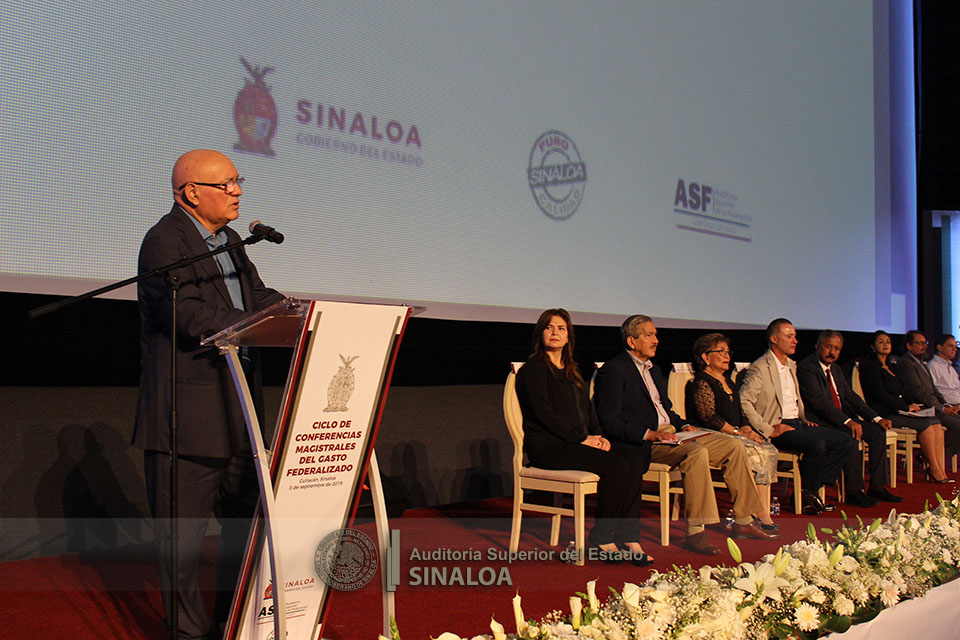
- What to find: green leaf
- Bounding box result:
[823,614,852,633]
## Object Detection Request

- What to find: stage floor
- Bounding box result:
[2,474,958,640]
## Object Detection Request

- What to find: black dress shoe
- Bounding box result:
[845,490,879,508]
[590,544,625,564]
[810,492,838,512]
[627,552,655,567]
[867,486,904,503]
[753,516,780,532]
[800,492,823,516]
[617,543,655,567]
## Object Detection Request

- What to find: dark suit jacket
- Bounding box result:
[797,354,880,429]
[898,351,946,411]
[858,356,911,416]
[593,350,685,445]
[133,206,284,457]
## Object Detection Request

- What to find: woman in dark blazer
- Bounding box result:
[859,330,951,483]
[515,308,653,565]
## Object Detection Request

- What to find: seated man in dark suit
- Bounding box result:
[594,314,776,556]
[797,330,900,503]
[898,329,960,459]
[740,318,857,515]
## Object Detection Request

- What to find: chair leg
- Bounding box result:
[509,488,523,552]
[573,485,586,566]
[906,443,914,484]
[659,475,670,547]
[549,515,562,547]
[548,494,563,546]
[953,454,957,474]
[793,462,802,515]
[889,439,897,488]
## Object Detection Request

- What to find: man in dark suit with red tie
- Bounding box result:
[797,330,902,504]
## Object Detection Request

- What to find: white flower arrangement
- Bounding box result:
[385,493,960,640]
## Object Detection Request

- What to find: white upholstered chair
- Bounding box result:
[504,363,598,565]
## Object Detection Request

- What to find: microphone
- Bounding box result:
[249,220,284,244]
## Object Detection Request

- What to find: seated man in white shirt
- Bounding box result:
[929,334,960,407]
[740,319,856,515]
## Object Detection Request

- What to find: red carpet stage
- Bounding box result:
[2,477,958,640]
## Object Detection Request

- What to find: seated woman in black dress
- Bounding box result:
[515,308,653,565]
[859,330,951,483]
[686,333,779,531]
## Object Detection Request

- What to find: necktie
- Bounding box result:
[825,367,842,410]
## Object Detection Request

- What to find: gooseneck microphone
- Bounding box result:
[249,220,285,244]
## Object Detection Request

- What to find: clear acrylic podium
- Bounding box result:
[202,297,410,640]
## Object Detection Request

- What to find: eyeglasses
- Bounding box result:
[706,349,732,356]
[177,177,245,192]
[911,340,929,346]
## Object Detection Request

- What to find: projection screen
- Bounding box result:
[0,0,916,331]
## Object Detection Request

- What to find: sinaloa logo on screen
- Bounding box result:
[231,56,425,167]
[528,131,587,221]
[233,58,278,158]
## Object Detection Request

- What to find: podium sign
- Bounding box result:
[204,299,409,640]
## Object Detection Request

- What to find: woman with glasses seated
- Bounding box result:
[515,308,654,566]
[686,333,779,530]
[859,330,952,483]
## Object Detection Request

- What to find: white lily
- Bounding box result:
[772,548,791,576]
[828,543,845,567]
[490,616,506,640]
[733,562,790,604]
[586,579,599,611]
[512,593,527,635]
[570,596,582,629]
[622,582,641,616]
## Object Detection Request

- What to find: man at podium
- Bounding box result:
[133,149,284,639]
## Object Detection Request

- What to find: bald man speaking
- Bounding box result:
[134,150,284,639]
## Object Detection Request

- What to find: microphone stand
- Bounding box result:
[29,230,272,640]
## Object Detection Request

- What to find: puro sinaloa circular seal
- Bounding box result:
[314,528,378,591]
[527,130,587,221]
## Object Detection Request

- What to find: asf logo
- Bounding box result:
[674,179,711,212]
